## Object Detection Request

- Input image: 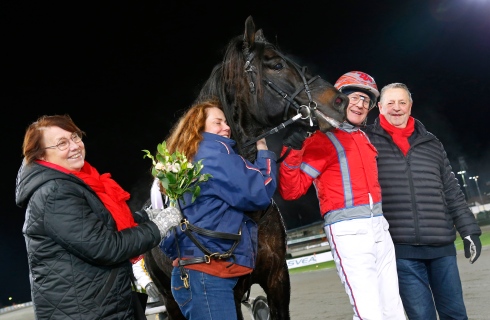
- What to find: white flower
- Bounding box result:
[155,162,164,170]
[170,163,181,173]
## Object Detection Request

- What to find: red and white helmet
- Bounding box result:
[334,71,379,109]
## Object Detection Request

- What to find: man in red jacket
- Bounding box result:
[279,71,405,319]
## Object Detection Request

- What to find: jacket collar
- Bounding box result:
[202,132,236,147]
[338,121,360,133]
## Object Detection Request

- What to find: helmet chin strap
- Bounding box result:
[345,118,357,126]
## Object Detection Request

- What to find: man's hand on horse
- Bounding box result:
[283,124,309,150]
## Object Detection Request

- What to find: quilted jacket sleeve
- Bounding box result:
[439,143,481,238]
[42,180,161,265]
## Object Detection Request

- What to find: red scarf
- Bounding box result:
[379,115,415,156]
[37,160,142,263]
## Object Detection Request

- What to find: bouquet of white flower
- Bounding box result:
[143,141,212,206]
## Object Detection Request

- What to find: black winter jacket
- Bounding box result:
[15,161,162,320]
[365,118,481,246]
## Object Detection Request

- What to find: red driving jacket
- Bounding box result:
[279,127,382,224]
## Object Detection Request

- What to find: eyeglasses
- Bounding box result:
[348,94,371,108]
[44,132,82,151]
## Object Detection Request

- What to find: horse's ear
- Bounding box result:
[244,15,256,49]
[255,29,265,43]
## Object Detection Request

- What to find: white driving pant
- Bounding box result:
[324,215,406,320]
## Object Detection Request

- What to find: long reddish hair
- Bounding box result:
[166,98,221,161]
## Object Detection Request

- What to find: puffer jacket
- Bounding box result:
[365,118,481,245]
[15,161,162,320]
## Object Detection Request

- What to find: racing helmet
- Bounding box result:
[334,71,379,110]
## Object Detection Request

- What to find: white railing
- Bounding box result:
[0,301,33,314]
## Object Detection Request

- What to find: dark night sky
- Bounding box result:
[2,0,489,307]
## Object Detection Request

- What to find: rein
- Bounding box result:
[241,113,302,148]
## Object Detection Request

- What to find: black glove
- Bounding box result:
[283,125,309,150]
[463,235,482,264]
[145,282,161,300]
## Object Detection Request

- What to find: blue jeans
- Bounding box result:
[396,256,467,320]
[171,267,239,320]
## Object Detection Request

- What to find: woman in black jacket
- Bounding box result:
[15,114,181,319]
[365,83,481,320]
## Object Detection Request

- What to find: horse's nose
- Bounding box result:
[335,93,349,117]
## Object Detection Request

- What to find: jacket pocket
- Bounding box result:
[333,220,368,236]
[382,216,390,231]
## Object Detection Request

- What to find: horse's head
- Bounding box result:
[197,16,348,156]
[239,16,348,133]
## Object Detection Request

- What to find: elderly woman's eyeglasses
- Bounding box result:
[348,94,371,108]
[44,133,82,151]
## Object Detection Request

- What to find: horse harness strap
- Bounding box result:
[180,219,241,263]
[175,218,242,288]
[276,146,292,164]
[173,227,191,288]
[183,221,241,240]
[174,198,275,287]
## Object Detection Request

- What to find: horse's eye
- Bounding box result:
[272,63,284,70]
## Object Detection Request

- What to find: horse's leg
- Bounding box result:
[254,206,291,320]
[262,260,290,320]
[144,248,187,320]
[234,276,253,320]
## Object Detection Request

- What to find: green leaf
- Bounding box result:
[156,171,165,179]
[156,154,165,163]
[192,186,201,203]
[187,169,195,181]
[166,172,177,184]
[199,173,212,182]
[157,142,166,155]
[160,178,170,190]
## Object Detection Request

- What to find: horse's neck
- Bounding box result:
[234,141,257,162]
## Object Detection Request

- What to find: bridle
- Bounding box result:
[241,43,321,149]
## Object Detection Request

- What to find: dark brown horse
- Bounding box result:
[143,16,347,320]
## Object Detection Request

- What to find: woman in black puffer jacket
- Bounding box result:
[15,114,181,319]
